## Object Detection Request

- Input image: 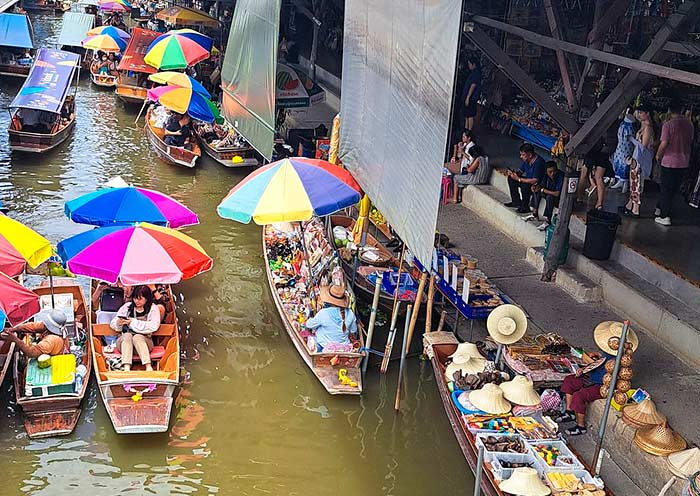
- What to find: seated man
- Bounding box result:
[1,309,67,358]
[505,143,546,214]
[531,161,564,230]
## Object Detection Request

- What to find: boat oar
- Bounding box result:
[362,277,382,375]
[425,274,435,333]
[393,304,412,411]
[134,99,148,125]
[379,301,401,374]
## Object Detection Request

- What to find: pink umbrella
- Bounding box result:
[0,272,40,328]
[0,235,27,277]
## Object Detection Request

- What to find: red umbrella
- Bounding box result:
[0,272,39,327]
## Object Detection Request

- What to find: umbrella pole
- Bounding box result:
[134,100,148,125]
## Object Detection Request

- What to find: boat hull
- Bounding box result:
[9,119,75,153]
[194,130,259,168]
[115,83,146,104]
[145,108,201,168]
[0,63,29,78]
[90,72,117,88]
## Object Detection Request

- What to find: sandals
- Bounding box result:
[623,207,640,218]
[553,410,576,423]
[566,425,587,436]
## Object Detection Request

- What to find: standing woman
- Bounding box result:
[110,285,160,372]
[624,104,657,217]
[462,56,482,131]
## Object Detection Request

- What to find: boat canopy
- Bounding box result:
[57,12,94,48]
[0,13,33,49]
[10,48,81,113]
[155,5,219,28]
[116,27,158,74]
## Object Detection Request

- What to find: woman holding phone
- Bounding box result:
[110,285,160,371]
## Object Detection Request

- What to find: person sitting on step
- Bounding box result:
[504,143,546,214]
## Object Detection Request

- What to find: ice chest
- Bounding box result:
[25,354,76,397]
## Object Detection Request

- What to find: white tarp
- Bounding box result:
[338,0,462,267]
[57,12,94,48]
[220,0,281,161]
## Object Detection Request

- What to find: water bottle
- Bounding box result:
[74,364,87,393]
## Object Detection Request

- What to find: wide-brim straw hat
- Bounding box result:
[469,383,512,414]
[634,422,686,456]
[594,321,639,355]
[445,354,486,381]
[667,447,700,478]
[319,282,348,307]
[499,467,551,496]
[487,304,527,345]
[622,398,666,429]
[449,342,484,361]
[499,375,541,407]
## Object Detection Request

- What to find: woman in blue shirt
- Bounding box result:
[305,282,358,352]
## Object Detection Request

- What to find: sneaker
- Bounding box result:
[521,213,536,222]
[515,206,530,214]
[655,216,671,226]
[654,207,661,216]
[609,179,623,189]
[537,222,550,231]
[504,201,520,208]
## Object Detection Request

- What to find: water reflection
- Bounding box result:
[0,11,473,495]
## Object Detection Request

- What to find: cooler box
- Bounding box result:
[25,354,76,397]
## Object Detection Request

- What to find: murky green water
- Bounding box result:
[0,13,473,495]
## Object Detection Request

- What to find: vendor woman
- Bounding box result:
[554,321,638,436]
[305,282,358,352]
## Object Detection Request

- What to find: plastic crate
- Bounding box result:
[475,433,529,461]
[489,451,539,480]
[544,469,600,492]
[530,441,584,472]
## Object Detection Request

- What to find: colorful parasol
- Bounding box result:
[144,29,212,70]
[57,223,213,285]
[217,157,362,224]
[148,71,210,97]
[97,0,130,10]
[0,272,40,328]
[86,25,131,41]
[147,85,214,122]
[0,213,52,275]
[82,33,128,53]
[65,186,199,228]
[156,6,219,28]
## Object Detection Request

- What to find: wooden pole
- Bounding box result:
[403,271,428,356]
[436,310,447,332]
[134,100,148,125]
[543,0,576,111]
[393,304,412,411]
[425,275,435,334]
[380,302,401,374]
[362,277,382,374]
[542,157,578,280]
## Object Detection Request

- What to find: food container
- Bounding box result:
[475,433,528,461]
[489,451,539,480]
[531,441,584,472]
[545,469,603,493]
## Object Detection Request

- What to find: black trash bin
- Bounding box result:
[583,210,621,260]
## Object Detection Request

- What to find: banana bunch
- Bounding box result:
[546,472,579,490]
[369,207,386,226]
[546,473,605,495]
[550,136,565,157]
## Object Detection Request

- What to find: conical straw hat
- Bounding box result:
[593,321,639,355]
[449,342,484,361]
[667,447,700,478]
[499,375,541,407]
[487,304,527,345]
[634,422,686,456]
[499,467,551,496]
[622,398,666,428]
[469,383,512,415]
[445,354,486,381]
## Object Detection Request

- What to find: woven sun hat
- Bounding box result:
[634,422,686,456]
[593,321,639,355]
[667,447,700,478]
[487,304,527,345]
[622,398,666,429]
[449,342,484,361]
[469,383,512,415]
[444,354,486,381]
[319,282,349,307]
[499,375,541,407]
[499,467,551,496]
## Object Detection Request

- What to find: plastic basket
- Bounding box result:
[489,451,538,480]
[544,470,600,492]
[475,433,528,461]
[530,440,584,472]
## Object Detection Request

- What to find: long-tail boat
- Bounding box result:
[193,121,260,168]
[115,27,158,104]
[0,13,34,78]
[145,106,201,168]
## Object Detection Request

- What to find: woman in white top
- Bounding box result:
[452,145,491,203]
[110,285,160,371]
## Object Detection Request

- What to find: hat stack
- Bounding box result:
[487,304,528,345]
[634,422,686,456]
[499,375,541,407]
[666,447,700,478]
[593,321,639,355]
[622,398,666,429]
[444,342,486,382]
[469,383,512,415]
[498,467,551,496]
[449,342,484,361]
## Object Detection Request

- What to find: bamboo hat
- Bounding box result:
[667,447,700,478]
[622,398,666,429]
[634,422,686,456]
[499,375,541,407]
[498,467,551,496]
[445,354,486,381]
[487,304,527,345]
[449,342,484,361]
[593,321,639,355]
[469,383,512,415]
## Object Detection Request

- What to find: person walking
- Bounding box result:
[655,99,694,226]
[623,104,657,218]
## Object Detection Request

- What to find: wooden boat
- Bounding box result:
[115,74,147,104]
[115,28,159,105]
[13,280,92,438]
[0,62,30,77]
[9,114,75,153]
[0,339,15,387]
[90,65,117,88]
[263,221,365,395]
[193,123,260,168]
[89,282,180,434]
[0,14,34,78]
[145,106,201,168]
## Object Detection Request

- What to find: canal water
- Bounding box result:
[0,13,473,495]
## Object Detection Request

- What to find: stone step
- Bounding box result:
[526,246,602,303]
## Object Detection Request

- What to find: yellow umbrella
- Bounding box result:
[0,214,52,269]
[156,5,220,28]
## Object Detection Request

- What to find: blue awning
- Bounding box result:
[0,13,33,49]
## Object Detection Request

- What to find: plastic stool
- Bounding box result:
[441,176,453,204]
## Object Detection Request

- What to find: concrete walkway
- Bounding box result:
[436,201,699,496]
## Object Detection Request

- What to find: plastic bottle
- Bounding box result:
[74,364,87,393]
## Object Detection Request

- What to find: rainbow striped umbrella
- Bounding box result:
[57,223,213,285]
[144,29,212,70]
[0,272,40,328]
[86,25,131,41]
[147,85,214,122]
[217,158,361,224]
[148,71,210,96]
[0,213,52,276]
[82,33,128,53]
[97,0,130,10]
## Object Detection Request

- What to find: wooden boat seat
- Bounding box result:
[104,345,166,360]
